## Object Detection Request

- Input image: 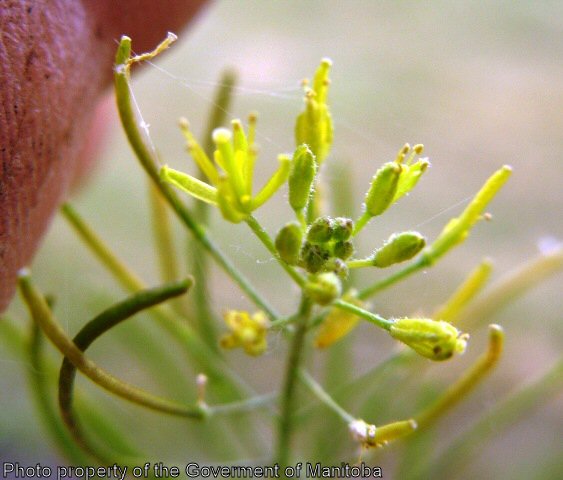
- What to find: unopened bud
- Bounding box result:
[212,127,232,145]
[333,241,354,260]
[307,216,334,244]
[349,418,417,448]
[300,242,330,273]
[364,162,402,217]
[389,318,469,361]
[325,258,349,278]
[372,231,426,267]
[305,272,342,305]
[289,145,317,211]
[332,217,354,241]
[275,222,303,265]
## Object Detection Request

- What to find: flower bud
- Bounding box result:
[364,162,402,217]
[288,145,317,212]
[295,59,333,164]
[275,222,303,265]
[349,418,417,448]
[325,258,349,278]
[305,272,342,305]
[372,231,426,267]
[332,217,354,241]
[307,216,334,244]
[333,241,354,260]
[389,318,469,361]
[300,242,330,273]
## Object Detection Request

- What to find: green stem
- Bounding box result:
[18,272,205,419]
[0,318,141,462]
[149,182,180,285]
[190,70,237,349]
[333,299,393,330]
[209,392,277,416]
[352,211,371,236]
[148,182,191,319]
[245,215,307,289]
[347,257,375,269]
[296,209,307,230]
[275,296,313,466]
[298,369,355,423]
[358,257,428,300]
[456,247,563,330]
[57,278,208,461]
[61,202,253,402]
[26,322,91,463]
[61,203,144,292]
[114,36,277,321]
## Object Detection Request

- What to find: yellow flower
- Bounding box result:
[295,58,333,165]
[160,115,291,223]
[220,310,269,356]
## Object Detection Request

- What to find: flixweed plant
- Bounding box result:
[2,33,563,480]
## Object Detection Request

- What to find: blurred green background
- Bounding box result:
[2,1,562,478]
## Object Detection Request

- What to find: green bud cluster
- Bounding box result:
[274,216,354,276]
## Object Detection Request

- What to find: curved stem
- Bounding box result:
[18,273,206,421]
[27,321,92,463]
[56,278,207,461]
[114,36,277,321]
[61,202,253,402]
[0,318,141,462]
[275,296,313,466]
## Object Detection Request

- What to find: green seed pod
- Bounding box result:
[333,241,354,260]
[300,242,330,273]
[389,317,469,361]
[372,231,426,267]
[275,222,303,265]
[332,217,354,241]
[305,272,342,305]
[364,162,402,217]
[307,216,334,244]
[289,145,317,212]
